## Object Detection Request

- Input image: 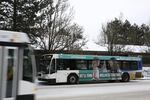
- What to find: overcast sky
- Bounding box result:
[69,0,150,50]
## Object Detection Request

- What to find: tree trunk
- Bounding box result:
[13,0,17,31]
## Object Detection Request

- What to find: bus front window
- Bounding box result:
[39,55,52,74]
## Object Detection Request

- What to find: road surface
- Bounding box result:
[36,80,150,100]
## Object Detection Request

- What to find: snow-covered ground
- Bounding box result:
[36,67,150,100]
[142,67,150,79]
[36,80,150,100]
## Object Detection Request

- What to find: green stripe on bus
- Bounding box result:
[79,70,122,81]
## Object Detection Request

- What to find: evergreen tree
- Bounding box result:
[0,0,40,43]
[96,17,150,54]
[97,18,126,55]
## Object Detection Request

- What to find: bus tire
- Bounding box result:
[67,74,78,84]
[121,73,130,82]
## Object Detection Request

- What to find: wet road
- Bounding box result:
[36,80,150,100]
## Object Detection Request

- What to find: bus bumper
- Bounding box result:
[38,78,56,83]
[16,94,34,100]
[135,72,143,79]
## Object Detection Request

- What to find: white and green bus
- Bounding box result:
[0,30,36,100]
[38,54,142,84]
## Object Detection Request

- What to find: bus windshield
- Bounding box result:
[39,54,53,74]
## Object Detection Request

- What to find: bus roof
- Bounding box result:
[0,30,30,44]
[52,54,141,61]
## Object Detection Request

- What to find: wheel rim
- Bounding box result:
[69,76,76,83]
[123,74,129,82]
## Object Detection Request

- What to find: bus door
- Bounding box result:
[0,46,23,100]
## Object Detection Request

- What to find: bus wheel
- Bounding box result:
[67,74,78,84]
[121,73,130,82]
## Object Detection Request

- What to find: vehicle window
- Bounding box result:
[76,60,88,70]
[23,49,33,82]
[49,59,55,73]
[88,60,93,70]
[6,49,14,97]
[39,56,51,73]
[56,59,66,70]
[56,59,77,70]
[120,61,138,70]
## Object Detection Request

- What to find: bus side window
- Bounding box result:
[121,61,130,70]
[138,61,142,70]
[130,61,138,70]
[76,60,87,70]
[88,60,93,70]
[99,61,108,72]
[99,60,104,69]
[64,59,77,70]
[56,59,66,70]
[114,61,121,72]
[108,60,119,73]
[106,61,111,71]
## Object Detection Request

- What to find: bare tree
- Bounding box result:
[65,23,87,50]
[35,0,86,50]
